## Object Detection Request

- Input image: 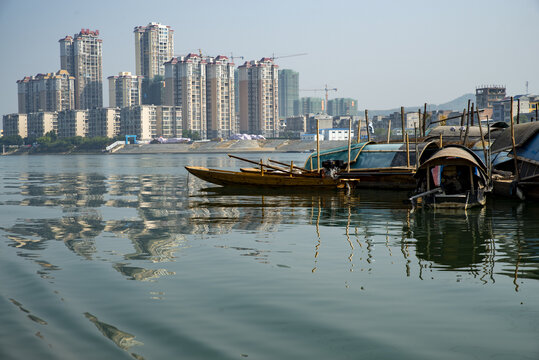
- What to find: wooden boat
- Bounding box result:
[410,145,489,209]
[491,122,539,200]
[304,141,440,189]
[185,166,345,188]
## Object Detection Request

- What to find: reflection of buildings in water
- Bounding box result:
[84,312,144,355]
[112,263,175,282]
[18,173,108,208]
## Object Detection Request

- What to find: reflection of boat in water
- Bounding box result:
[410,207,493,270]
[185,166,344,188]
[410,145,489,209]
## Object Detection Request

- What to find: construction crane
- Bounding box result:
[270,53,308,61]
[229,53,244,63]
[300,85,338,113]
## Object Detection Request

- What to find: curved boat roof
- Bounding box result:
[490,122,539,153]
[419,144,487,172]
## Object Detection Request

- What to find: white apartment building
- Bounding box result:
[108,72,143,108]
[120,105,181,140]
[88,108,120,138]
[59,29,103,109]
[2,113,28,138]
[57,109,88,138]
[238,58,278,137]
[134,23,174,79]
[301,128,354,141]
[17,70,75,114]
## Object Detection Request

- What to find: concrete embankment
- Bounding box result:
[113,139,350,154]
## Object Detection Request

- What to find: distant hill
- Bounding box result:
[367,93,475,116]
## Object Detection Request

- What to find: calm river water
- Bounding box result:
[0,153,538,360]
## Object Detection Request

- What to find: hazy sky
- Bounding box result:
[1,0,538,121]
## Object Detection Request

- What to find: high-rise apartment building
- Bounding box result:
[164,54,208,138]
[2,113,28,138]
[295,97,324,115]
[238,58,278,137]
[134,23,174,79]
[476,85,506,109]
[17,70,75,114]
[327,98,358,116]
[59,29,103,109]
[206,56,235,138]
[108,72,143,108]
[278,69,299,120]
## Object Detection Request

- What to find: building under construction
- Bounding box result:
[476,85,506,109]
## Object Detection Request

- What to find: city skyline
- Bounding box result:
[1,0,538,130]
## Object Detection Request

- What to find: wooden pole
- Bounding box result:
[418,109,422,138]
[470,102,475,128]
[414,125,419,169]
[439,133,443,148]
[357,113,361,144]
[463,104,471,146]
[347,118,352,172]
[423,103,427,137]
[510,96,520,180]
[365,109,370,142]
[316,119,320,173]
[536,104,538,122]
[406,133,410,168]
[459,108,465,141]
[476,108,488,167]
[401,106,405,142]
[387,119,391,144]
[516,99,520,125]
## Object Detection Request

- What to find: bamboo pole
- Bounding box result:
[365,109,370,142]
[476,108,488,167]
[536,104,538,122]
[316,119,320,173]
[401,106,405,142]
[471,102,475,126]
[423,103,427,137]
[517,99,520,125]
[439,133,443,148]
[510,96,520,180]
[228,154,296,175]
[347,118,352,172]
[387,120,391,144]
[406,133,410,168]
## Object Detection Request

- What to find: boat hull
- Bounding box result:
[186,166,343,188]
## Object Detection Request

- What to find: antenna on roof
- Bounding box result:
[526,81,529,95]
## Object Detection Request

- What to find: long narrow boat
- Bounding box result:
[304,141,440,189]
[185,166,345,188]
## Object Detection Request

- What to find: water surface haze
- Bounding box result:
[1,153,538,359]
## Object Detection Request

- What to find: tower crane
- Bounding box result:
[270,53,308,61]
[300,85,338,113]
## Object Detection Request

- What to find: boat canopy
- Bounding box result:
[419,145,487,172]
[490,122,539,153]
[304,141,439,171]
